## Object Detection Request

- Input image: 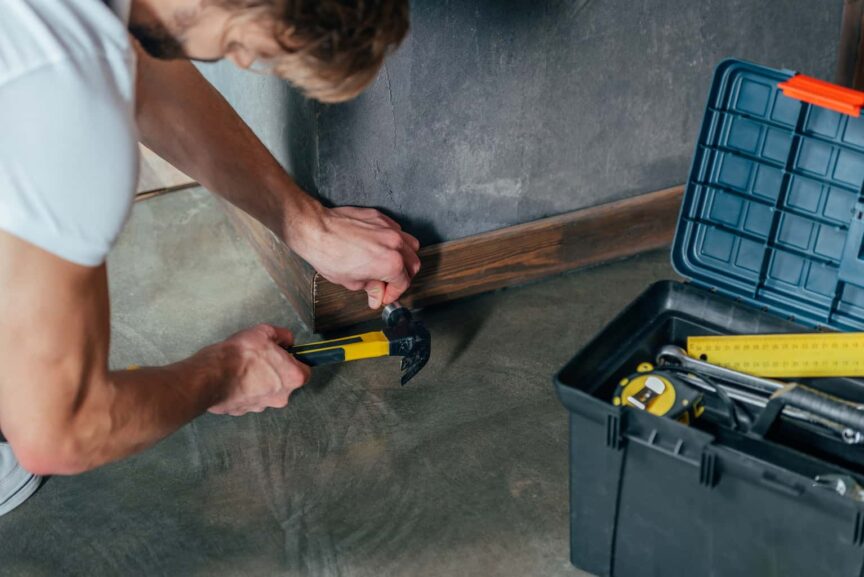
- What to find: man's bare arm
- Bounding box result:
[133,46,421,307]
[0,232,307,475]
[134,46,313,238]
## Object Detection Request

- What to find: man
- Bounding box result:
[0,0,419,516]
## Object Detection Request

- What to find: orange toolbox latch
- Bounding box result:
[778,74,864,117]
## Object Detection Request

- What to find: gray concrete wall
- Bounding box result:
[201,0,843,245]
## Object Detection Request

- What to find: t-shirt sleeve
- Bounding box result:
[0,56,138,266]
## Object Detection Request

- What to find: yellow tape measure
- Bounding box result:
[687,333,864,378]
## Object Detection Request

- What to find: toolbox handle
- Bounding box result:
[777,74,864,117]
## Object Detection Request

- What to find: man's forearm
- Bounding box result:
[11,344,232,476]
[76,348,231,472]
[132,42,423,305]
[0,240,235,476]
[133,44,320,240]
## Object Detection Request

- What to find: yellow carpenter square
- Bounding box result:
[687,333,864,377]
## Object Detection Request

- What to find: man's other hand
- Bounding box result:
[207,324,311,416]
[289,206,421,309]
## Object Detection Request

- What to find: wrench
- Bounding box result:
[658,345,864,440]
[657,346,782,396]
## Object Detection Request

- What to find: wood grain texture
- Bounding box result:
[312,186,684,331]
[217,198,317,328]
[838,0,864,88]
[837,0,863,87]
[218,186,683,332]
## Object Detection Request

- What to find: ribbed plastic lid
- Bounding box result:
[672,59,864,330]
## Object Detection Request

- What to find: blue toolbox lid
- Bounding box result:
[672,58,864,331]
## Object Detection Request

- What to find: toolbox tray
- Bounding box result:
[555,59,864,577]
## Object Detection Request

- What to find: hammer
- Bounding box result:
[284,302,431,385]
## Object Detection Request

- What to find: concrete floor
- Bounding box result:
[0,188,676,577]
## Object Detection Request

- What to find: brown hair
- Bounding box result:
[235,0,409,103]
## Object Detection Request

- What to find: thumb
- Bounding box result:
[364,280,385,309]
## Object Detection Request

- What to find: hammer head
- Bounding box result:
[382,302,431,385]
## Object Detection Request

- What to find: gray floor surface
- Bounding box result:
[0,188,676,576]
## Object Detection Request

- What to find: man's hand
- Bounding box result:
[0,230,312,475]
[133,51,421,310]
[288,205,421,309]
[207,324,310,416]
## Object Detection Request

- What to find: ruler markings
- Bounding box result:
[687,333,864,377]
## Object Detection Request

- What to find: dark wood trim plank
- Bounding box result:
[311,185,684,331]
[217,198,318,328]
[218,186,683,332]
[838,0,864,88]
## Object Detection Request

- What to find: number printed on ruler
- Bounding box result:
[686,333,864,378]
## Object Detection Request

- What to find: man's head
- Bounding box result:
[129,0,409,103]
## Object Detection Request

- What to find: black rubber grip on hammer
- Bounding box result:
[779,385,864,432]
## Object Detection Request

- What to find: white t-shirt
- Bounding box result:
[0,0,138,266]
[0,0,136,517]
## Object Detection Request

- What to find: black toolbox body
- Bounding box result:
[555,60,864,577]
[556,282,864,576]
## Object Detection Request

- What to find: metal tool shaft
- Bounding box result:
[658,345,864,444]
[676,372,863,443]
[658,346,784,395]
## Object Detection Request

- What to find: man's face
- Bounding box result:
[129,2,283,68]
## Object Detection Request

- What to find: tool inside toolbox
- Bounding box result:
[556,61,864,576]
[598,316,864,477]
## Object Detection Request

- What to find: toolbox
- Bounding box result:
[554,59,864,577]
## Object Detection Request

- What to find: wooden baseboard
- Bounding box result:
[218,198,317,328]
[838,0,864,89]
[219,185,684,333]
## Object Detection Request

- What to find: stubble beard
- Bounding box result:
[127,20,187,59]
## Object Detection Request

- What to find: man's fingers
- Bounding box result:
[401,231,420,252]
[400,246,421,277]
[268,325,295,347]
[275,344,312,385]
[291,355,312,384]
[382,269,411,304]
[340,279,366,292]
[375,212,403,230]
[265,392,292,409]
[365,280,386,309]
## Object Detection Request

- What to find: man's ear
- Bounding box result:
[225,44,255,69]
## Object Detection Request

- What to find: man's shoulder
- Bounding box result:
[0,0,133,88]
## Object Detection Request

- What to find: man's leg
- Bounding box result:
[0,443,41,516]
